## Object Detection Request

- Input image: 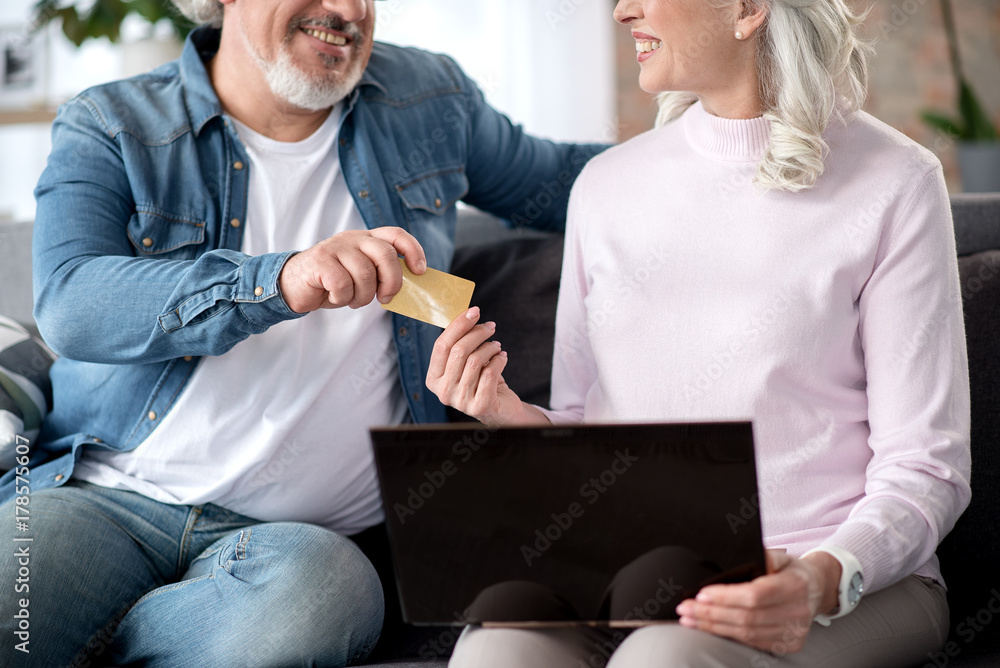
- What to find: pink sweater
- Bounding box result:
[542,101,971,593]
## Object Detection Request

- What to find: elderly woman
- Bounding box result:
[426,0,971,666]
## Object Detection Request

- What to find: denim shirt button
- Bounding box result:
[398,327,408,337]
[230,218,241,228]
[142,237,153,248]
[411,392,420,401]
[254,286,264,296]
[183,356,193,362]
[434,198,442,208]
[233,161,244,170]
[54,474,64,482]
[148,411,157,421]
[359,190,369,199]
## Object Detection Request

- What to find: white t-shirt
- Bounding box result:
[75,106,408,534]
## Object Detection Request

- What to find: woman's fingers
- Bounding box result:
[428,307,482,380]
[470,350,509,414]
[675,557,816,652]
[427,308,505,412]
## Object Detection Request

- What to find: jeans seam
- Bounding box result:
[126,573,217,610]
[177,506,203,574]
[236,527,251,561]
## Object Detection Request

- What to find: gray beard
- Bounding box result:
[241,24,364,112]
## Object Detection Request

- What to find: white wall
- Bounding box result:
[0,0,616,222]
[374,0,616,145]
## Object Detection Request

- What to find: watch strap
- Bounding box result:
[801,545,864,626]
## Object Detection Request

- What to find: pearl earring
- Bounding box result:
[735,31,744,40]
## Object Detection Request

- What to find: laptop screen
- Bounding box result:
[371,422,766,625]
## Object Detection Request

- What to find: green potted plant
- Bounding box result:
[30,0,195,79]
[920,0,999,192]
[31,0,193,46]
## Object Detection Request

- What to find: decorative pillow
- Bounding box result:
[0,316,55,470]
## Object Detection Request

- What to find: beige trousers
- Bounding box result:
[448,575,948,668]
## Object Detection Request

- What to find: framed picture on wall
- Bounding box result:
[0,25,47,109]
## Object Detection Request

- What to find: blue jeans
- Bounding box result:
[1,480,384,667]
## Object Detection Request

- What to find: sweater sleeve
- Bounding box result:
[822,166,971,593]
[537,165,597,425]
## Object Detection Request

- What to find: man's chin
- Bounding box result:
[267,61,363,111]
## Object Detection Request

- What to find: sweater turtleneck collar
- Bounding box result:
[682,100,771,162]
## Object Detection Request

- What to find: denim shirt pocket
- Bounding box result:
[127,208,207,260]
[395,167,469,223]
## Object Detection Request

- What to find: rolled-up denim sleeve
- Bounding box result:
[32,98,303,364]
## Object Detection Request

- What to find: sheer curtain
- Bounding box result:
[375,0,616,144]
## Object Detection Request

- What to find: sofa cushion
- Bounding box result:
[0,316,56,469]
[0,221,35,328]
[952,194,1000,256]
[449,233,565,411]
[936,249,1000,662]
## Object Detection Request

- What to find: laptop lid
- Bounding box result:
[370,422,766,626]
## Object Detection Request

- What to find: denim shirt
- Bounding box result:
[0,28,604,501]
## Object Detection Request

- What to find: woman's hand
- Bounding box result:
[674,549,841,652]
[425,307,544,427]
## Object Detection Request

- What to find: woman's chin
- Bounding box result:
[637,72,680,95]
[637,79,661,94]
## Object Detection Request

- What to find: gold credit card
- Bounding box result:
[380,258,476,328]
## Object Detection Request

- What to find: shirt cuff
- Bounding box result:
[234,251,305,328]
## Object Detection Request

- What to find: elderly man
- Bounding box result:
[0,0,604,665]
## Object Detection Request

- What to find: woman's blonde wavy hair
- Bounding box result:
[656,0,872,192]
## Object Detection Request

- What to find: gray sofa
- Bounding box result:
[1,193,998,667]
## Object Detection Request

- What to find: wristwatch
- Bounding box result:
[801,545,864,626]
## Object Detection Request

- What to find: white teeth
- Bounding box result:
[635,40,662,53]
[304,28,347,46]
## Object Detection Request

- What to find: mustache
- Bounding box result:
[288,15,365,43]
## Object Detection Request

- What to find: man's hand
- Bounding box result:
[674,549,841,652]
[279,227,426,313]
[426,307,546,427]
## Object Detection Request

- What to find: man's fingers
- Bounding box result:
[357,238,405,304]
[369,226,426,275]
[317,257,357,309]
[336,248,380,309]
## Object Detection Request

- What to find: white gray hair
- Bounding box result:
[656,0,872,192]
[171,0,224,28]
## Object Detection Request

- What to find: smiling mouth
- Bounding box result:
[302,27,349,46]
[636,40,662,53]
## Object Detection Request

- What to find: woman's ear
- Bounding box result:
[735,0,769,39]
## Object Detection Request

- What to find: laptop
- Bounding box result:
[370,422,766,627]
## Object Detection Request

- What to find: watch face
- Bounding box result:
[847,572,864,606]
